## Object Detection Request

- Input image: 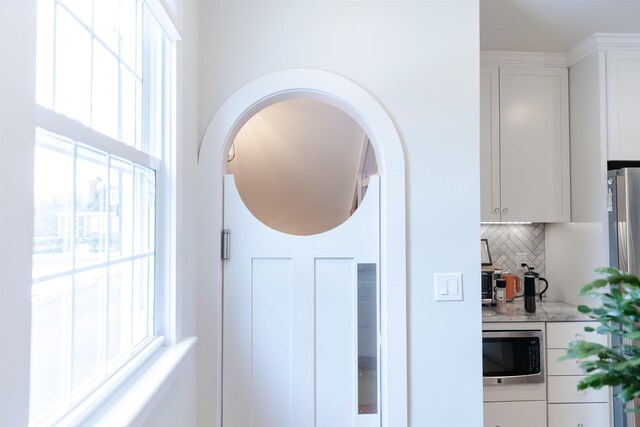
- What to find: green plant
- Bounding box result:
[562,267,640,404]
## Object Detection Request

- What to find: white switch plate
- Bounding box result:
[434,273,463,301]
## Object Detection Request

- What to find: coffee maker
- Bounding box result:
[522,263,549,313]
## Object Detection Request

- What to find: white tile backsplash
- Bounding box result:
[481,223,545,278]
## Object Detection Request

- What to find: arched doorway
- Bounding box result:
[198,69,407,427]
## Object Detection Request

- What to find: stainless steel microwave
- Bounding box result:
[482,329,544,385]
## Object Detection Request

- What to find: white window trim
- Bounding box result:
[36,106,160,171]
[51,337,197,427]
[30,0,185,424]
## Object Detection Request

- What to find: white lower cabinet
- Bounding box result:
[546,321,611,427]
[548,403,610,427]
[484,401,547,427]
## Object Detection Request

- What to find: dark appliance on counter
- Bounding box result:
[482,329,544,385]
[608,165,640,427]
[481,271,494,305]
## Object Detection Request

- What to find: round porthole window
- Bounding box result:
[226,99,377,236]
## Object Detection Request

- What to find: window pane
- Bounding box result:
[136,79,142,146]
[72,269,106,394]
[121,67,137,146]
[358,263,378,415]
[30,277,72,422]
[93,0,119,53]
[133,166,153,255]
[132,257,149,347]
[119,0,137,70]
[148,254,155,335]
[148,173,156,252]
[107,261,133,366]
[92,41,119,140]
[141,4,164,157]
[75,147,108,269]
[59,0,92,28]
[55,5,91,125]
[33,132,73,279]
[136,4,143,76]
[36,0,55,108]
[109,158,133,260]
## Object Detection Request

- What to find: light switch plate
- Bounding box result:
[434,273,463,301]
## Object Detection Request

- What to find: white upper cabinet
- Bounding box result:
[480,64,571,222]
[607,50,640,160]
[480,65,501,222]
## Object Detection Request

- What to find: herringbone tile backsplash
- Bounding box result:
[481,223,545,277]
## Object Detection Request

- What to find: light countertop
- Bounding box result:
[482,298,593,323]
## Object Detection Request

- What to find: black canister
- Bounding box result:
[524,273,536,313]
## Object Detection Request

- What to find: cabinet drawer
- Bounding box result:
[484,401,547,427]
[546,322,607,348]
[547,349,589,376]
[548,376,609,403]
[548,403,610,427]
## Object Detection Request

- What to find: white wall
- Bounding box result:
[545,52,609,307]
[230,99,366,235]
[197,1,482,426]
[0,1,36,426]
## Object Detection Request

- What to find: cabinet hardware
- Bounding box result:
[502,208,509,215]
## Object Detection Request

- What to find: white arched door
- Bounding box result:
[222,174,381,427]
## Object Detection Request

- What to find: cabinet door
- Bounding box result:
[548,403,610,427]
[547,376,609,404]
[481,65,501,222]
[547,349,590,376]
[499,66,570,222]
[546,321,607,349]
[484,401,547,427]
[607,50,640,160]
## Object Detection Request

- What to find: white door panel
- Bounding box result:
[223,174,380,427]
[252,258,293,427]
[316,258,356,427]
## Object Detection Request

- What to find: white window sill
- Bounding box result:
[67,337,197,427]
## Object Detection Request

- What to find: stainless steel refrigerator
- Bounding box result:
[608,166,640,427]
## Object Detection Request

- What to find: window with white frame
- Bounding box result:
[31,0,175,425]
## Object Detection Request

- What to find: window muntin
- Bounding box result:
[31,0,172,423]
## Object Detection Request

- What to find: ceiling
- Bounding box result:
[480,0,640,52]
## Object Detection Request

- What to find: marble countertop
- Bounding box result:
[482,298,593,322]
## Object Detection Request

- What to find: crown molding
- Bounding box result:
[480,51,567,67]
[566,33,640,66]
